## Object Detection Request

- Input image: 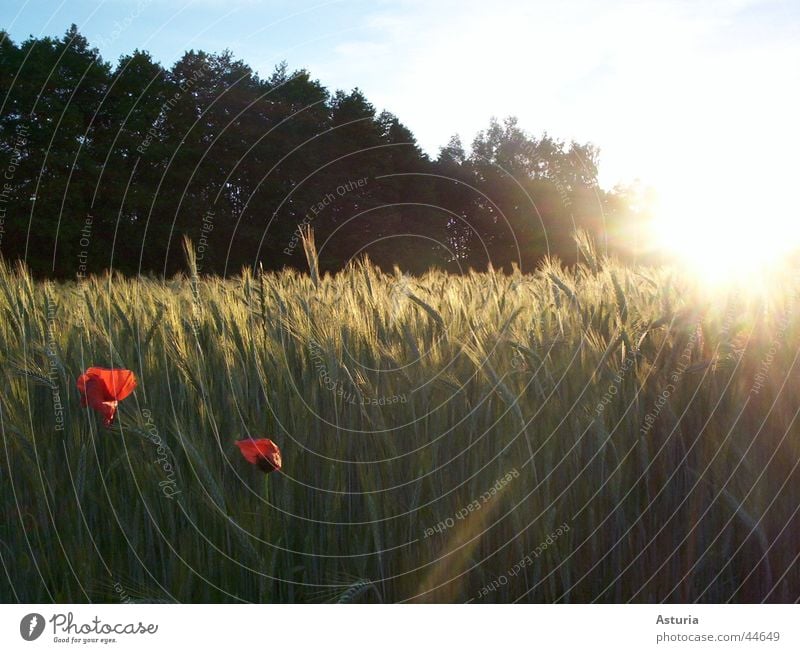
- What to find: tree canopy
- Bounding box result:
[0,25,642,278]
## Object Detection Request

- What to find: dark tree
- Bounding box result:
[0,25,636,278]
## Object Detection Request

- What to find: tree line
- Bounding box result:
[0,25,642,278]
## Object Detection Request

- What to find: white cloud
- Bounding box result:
[304,0,799,195]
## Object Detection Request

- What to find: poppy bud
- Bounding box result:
[235,438,282,474]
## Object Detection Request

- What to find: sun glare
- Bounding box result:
[650,179,800,289]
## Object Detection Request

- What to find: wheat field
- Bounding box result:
[1,235,799,603]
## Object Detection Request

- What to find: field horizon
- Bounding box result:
[2,233,798,603]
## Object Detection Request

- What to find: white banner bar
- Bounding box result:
[1,604,798,652]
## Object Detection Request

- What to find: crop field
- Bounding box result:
[1,236,799,603]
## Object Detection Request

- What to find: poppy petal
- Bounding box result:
[93,368,137,401]
[98,401,118,427]
[235,439,262,465]
[83,378,109,411]
[76,374,87,392]
[77,367,135,427]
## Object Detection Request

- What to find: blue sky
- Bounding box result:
[3,0,799,240]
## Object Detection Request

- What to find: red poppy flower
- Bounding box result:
[76,367,137,427]
[235,438,282,474]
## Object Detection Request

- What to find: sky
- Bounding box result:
[3,0,800,266]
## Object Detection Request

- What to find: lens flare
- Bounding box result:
[649,178,800,288]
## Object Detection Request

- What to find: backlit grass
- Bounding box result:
[1,235,798,602]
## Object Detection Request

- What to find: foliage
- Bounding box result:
[0,26,638,278]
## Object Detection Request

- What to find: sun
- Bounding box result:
[649,178,800,288]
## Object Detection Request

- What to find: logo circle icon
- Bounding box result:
[20,613,45,641]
